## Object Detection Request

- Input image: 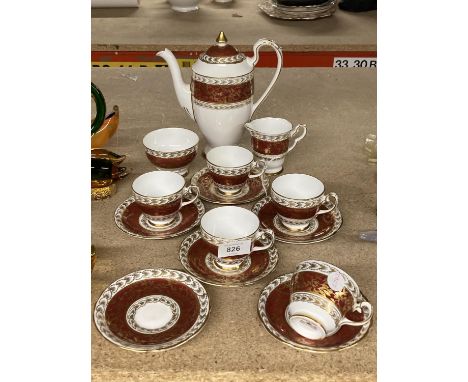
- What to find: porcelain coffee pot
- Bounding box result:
[157,32,283,153]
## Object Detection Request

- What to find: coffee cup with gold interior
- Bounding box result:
[286,260,373,340]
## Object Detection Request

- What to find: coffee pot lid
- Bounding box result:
[199,32,246,64]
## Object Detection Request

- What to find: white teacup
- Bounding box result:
[206,146,266,195]
[200,206,274,271]
[271,174,338,231]
[132,171,199,227]
[245,117,307,174]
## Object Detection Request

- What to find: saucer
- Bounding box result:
[191,167,268,205]
[252,197,342,244]
[258,0,337,20]
[179,230,278,287]
[114,197,205,239]
[94,268,210,352]
[257,272,371,352]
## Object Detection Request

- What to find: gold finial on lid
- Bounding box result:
[216,31,227,44]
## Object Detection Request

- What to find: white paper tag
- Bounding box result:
[327,272,345,292]
[217,240,251,258]
[333,57,377,68]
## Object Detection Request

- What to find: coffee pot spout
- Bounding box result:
[156,49,194,120]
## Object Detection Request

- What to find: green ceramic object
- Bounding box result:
[91,82,106,136]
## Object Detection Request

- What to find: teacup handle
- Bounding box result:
[248,160,266,179]
[251,228,275,253]
[315,192,339,216]
[181,185,199,207]
[287,124,307,153]
[337,301,373,329]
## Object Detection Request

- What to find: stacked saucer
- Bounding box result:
[258,0,338,20]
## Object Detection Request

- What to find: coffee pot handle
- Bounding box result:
[315,192,339,216]
[251,228,275,253]
[181,185,199,207]
[247,39,283,116]
[337,301,373,329]
[287,124,307,153]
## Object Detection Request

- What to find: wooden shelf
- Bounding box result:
[92,0,376,54]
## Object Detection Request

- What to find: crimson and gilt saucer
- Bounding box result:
[94,268,210,352]
[258,273,371,352]
[191,167,268,205]
[114,197,205,239]
[251,197,342,244]
[179,230,278,287]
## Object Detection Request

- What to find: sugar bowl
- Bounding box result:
[143,128,199,176]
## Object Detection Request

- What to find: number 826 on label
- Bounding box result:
[333,58,377,68]
[218,240,251,258]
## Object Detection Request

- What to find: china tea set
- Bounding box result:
[94,32,373,353]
